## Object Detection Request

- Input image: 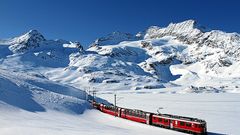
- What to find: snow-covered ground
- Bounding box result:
[1,91,238,135]
[0,108,184,135]
[1,20,240,135]
[99,92,240,135]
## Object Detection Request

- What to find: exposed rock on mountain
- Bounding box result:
[8,30,46,53]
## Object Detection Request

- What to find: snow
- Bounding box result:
[1,19,240,135]
[0,109,186,135]
[90,31,139,47]
[0,68,88,114]
[144,20,206,39]
[99,92,240,135]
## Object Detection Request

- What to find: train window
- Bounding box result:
[180,121,185,126]
[186,123,191,127]
[134,112,136,116]
[164,119,168,123]
[159,118,162,122]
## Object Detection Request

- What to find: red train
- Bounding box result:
[91,101,207,135]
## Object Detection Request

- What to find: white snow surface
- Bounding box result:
[1,20,240,135]
[99,92,240,135]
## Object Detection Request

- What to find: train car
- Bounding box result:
[152,114,207,135]
[120,108,147,123]
[100,104,119,116]
[91,101,101,110]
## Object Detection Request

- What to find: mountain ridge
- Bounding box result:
[1,20,240,93]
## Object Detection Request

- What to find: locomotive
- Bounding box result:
[90,100,207,135]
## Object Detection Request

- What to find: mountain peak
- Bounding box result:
[13,29,46,44]
[167,19,207,33]
[27,29,43,36]
[8,30,46,53]
[176,19,196,26]
[170,19,197,29]
[90,31,138,47]
[144,19,208,39]
[23,29,46,41]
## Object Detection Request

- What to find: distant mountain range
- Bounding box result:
[1,20,240,93]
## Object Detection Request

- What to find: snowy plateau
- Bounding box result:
[0,20,240,135]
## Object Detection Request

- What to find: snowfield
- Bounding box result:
[1,92,238,135]
[0,109,185,135]
[1,20,240,135]
[99,92,240,135]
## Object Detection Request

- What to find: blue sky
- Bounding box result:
[0,0,239,46]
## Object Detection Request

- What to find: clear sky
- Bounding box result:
[0,0,239,46]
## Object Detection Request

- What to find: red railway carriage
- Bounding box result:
[152,114,207,135]
[100,104,119,116]
[120,108,147,123]
[92,101,101,110]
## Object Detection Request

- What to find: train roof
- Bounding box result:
[120,107,206,124]
[153,113,206,124]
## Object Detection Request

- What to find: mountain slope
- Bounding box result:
[1,20,240,98]
[0,30,88,114]
[0,68,88,114]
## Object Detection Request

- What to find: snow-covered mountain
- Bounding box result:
[1,20,240,100]
[90,31,140,47]
[8,30,46,53]
[0,30,89,115]
[84,20,240,93]
[1,20,240,135]
[143,20,240,72]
